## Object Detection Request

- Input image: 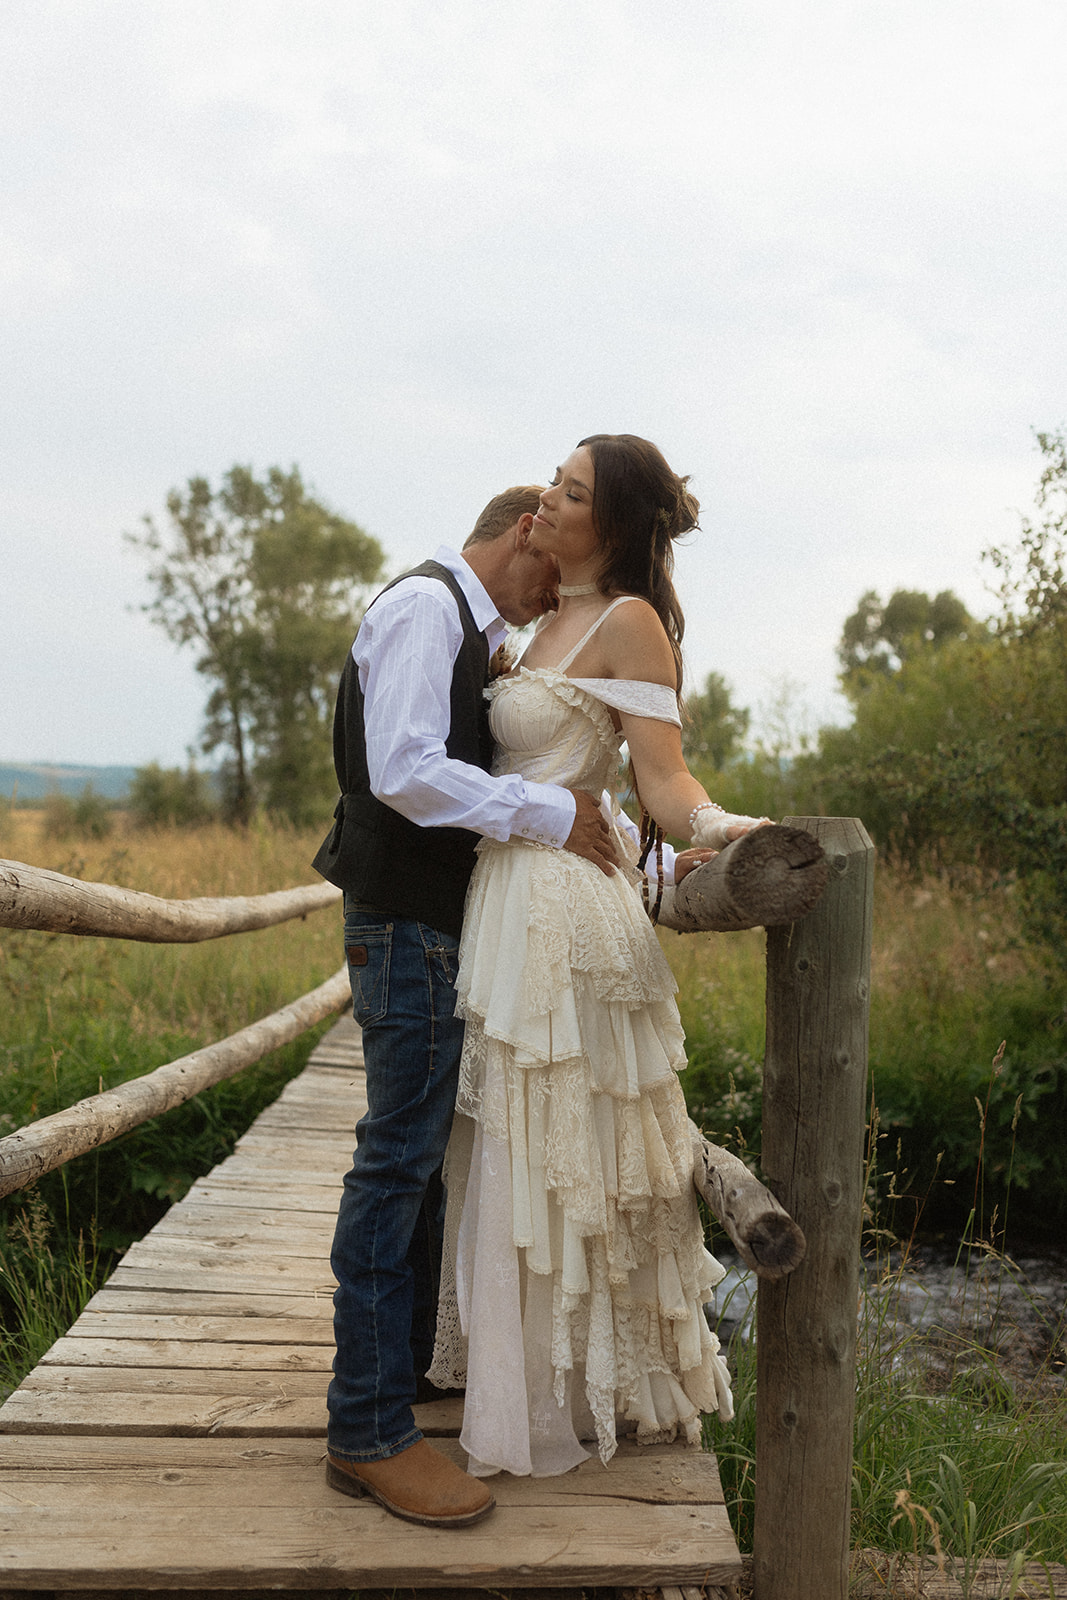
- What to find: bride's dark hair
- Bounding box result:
[576,433,698,692]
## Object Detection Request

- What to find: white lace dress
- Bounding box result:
[428,611,733,1478]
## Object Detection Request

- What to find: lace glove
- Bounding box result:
[690,803,770,851]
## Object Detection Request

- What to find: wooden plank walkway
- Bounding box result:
[0,1014,743,1597]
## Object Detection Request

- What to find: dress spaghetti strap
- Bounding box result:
[555,595,639,674]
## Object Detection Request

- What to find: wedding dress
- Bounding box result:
[428,598,734,1477]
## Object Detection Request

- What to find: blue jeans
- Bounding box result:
[327,908,464,1462]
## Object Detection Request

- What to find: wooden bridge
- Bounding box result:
[0,823,877,1599]
[0,1010,745,1596]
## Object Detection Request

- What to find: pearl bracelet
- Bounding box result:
[689,801,724,832]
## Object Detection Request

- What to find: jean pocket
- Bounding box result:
[345,927,392,1026]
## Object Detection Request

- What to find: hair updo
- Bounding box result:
[576,433,699,692]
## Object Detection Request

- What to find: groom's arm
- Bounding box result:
[356,582,613,873]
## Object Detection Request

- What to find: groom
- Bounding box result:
[312,485,617,1528]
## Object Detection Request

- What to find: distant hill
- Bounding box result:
[1,763,139,802]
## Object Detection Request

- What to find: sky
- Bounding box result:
[3,0,1066,768]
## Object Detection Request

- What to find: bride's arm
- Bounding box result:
[604,600,767,844]
[622,712,769,846]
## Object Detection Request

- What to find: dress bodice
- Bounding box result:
[487,665,680,796]
[488,669,621,794]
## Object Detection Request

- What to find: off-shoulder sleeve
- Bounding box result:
[568,677,681,726]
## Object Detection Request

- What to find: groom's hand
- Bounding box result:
[565,790,618,876]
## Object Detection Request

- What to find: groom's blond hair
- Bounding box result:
[463,485,544,548]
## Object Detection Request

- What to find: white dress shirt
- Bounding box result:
[353,546,576,847]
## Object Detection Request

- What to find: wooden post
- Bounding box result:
[753,817,874,1600]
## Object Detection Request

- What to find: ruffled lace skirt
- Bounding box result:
[428,836,734,1477]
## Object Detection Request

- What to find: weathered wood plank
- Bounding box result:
[7,1589,605,1600]
[252,1090,363,1117]
[0,1501,741,1591]
[149,1210,334,1249]
[262,1073,364,1098]
[0,1436,724,1506]
[188,1165,344,1187]
[246,1112,358,1138]
[179,1182,342,1212]
[68,1312,335,1344]
[0,1387,328,1434]
[117,1233,332,1270]
[231,1129,355,1151]
[850,1550,1067,1599]
[101,1264,335,1296]
[39,1337,333,1370]
[8,1371,462,1443]
[2,1377,461,1434]
[14,1367,329,1400]
[80,1289,334,1321]
[10,1591,602,1600]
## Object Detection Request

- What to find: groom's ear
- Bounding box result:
[514,512,536,548]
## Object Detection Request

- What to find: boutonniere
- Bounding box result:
[488,637,519,680]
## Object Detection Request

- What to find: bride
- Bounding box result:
[428,433,765,1477]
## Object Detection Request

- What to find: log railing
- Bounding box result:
[0,819,872,1600]
[0,857,341,941]
[0,858,349,1198]
[0,965,351,1198]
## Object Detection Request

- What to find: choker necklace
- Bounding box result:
[558,583,598,596]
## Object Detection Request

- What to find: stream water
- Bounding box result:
[712,1243,1067,1392]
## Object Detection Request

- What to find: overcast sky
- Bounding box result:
[4,0,1065,768]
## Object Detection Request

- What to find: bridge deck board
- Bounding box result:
[0,1014,742,1596]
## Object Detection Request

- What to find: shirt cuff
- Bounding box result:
[507,782,575,849]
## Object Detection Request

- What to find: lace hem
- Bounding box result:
[428,1056,733,1472]
[428,1106,733,1472]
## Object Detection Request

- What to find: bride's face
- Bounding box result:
[531,447,598,571]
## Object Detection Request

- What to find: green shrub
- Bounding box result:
[128,762,218,828]
[42,787,114,842]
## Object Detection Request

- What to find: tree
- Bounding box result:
[807,436,1067,959]
[987,430,1067,641]
[129,466,384,825]
[837,587,976,698]
[682,671,750,771]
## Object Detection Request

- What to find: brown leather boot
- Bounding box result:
[326,1437,495,1527]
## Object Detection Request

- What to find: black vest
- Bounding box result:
[311,560,494,937]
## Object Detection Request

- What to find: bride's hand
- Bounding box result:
[691,809,772,852]
[673,848,716,882]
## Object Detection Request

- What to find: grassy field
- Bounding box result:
[2,812,1065,1576]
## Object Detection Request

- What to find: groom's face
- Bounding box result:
[495,524,560,626]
